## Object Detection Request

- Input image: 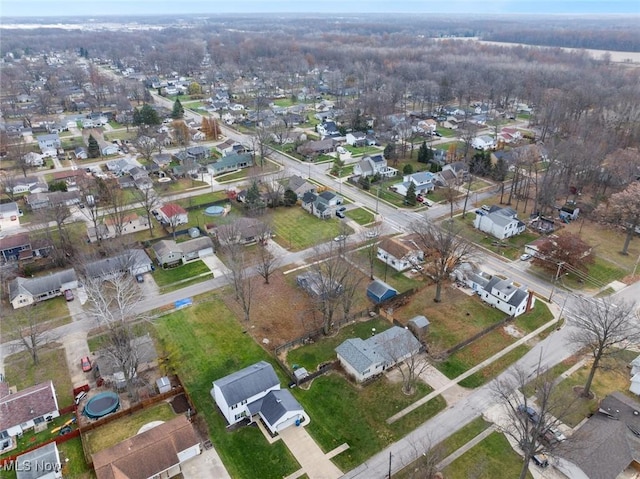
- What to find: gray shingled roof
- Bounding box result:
[408,315,430,329]
[17,443,60,479]
[259,389,303,427]
[213,361,279,406]
[335,327,420,375]
[9,269,77,302]
[366,279,397,299]
[562,392,640,479]
[84,249,151,279]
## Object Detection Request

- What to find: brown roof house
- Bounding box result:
[561,392,640,479]
[0,380,60,440]
[376,234,424,272]
[92,415,201,479]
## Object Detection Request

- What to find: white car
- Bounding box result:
[334,235,347,243]
[520,253,532,261]
[337,146,347,155]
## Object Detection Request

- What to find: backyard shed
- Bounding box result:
[408,315,430,340]
[366,280,398,304]
[156,376,171,394]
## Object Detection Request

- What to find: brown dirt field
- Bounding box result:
[223,266,374,349]
[223,270,323,349]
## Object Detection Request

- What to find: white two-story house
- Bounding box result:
[465,271,534,317]
[353,154,397,179]
[473,206,525,240]
[376,234,424,272]
[392,172,436,196]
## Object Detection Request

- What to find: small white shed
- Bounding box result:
[157,376,171,394]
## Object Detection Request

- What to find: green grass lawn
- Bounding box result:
[59,437,93,479]
[394,417,492,479]
[362,255,424,293]
[4,347,74,408]
[0,414,75,460]
[152,260,211,286]
[286,317,392,371]
[345,207,375,225]
[442,432,533,479]
[344,145,381,157]
[271,207,353,251]
[295,373,445,471]
[171,190,229,208]
[84,402,176,456]
[3,297,71,338]
[154,297,300,479]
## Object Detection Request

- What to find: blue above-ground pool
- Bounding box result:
[83,392,120,419]
[204,205,225,216]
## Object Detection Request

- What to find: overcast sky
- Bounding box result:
[1,0,638,17]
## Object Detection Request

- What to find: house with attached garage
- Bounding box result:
[285,174,316,199]
[471,135,495,151]
[8,269,78,309]
[335,326,422,383]
[0,232,52,262]
[473,206,525,240]
[297,139,337,159]
[346,131,367,147]
[84,249,153,279]
[5,176,48,195]
[300,190,342,219]
[206,153,253,176]
[392,172,436,197]
[211,361,305,434]
[376,234,424,272]
[353,154,397,179]
[23,152,44,167]
[152,236,214,267]
[36,133,61,156]
[92,415,200,479]
[0,380,60,440]
[214,217,269,246]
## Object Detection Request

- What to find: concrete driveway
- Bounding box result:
[181,444,231,479]
[62,331,92,388]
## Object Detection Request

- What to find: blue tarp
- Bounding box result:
[175,298,193,309]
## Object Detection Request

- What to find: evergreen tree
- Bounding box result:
[87,134,100,158]
[384,143,397,161]
[172,99,184,119]
[133,104,160,126]
[283,189,298,206]
[405,182,417,206]
[417,141,429,164]
[403,163,414,175]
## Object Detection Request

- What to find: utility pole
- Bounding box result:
[548,261,564,302]
[376,185,380,214]
[388,451,392,479]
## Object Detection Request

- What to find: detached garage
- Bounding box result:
[367,279,398,304]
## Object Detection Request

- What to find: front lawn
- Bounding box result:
[271,207,353,251]
[154,297,300,479]
[344,145,381,157]
[361,253,424,293]
[152,260,211,287]
[4,347,74,408]
[442,432,533,479]
[345,207,375,225]
[295,373,446,471]
[84,402,176,456]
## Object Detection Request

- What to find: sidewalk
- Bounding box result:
[387,303,561,424]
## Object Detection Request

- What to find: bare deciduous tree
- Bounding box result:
[594,182,640,255]
[493,365,575,479]
[132,187,160,238]
[567,297,639,398]
[411,220,475,302]
[7,309,57,365]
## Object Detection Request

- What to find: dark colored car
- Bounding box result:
[532,453,549,468]
[517,404,540,424]
[59,425,72,435]
[135,274,144,283]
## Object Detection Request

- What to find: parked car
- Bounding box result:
[135,274,144,283]
[517,404,541,424]
[80,356,92,372]
[532,453,549,468]
[334,234,347,242]
[74,390,87,405]
[336,211,346,218]
[520,253,532,261]
[541,426,566,445]
[64,289,74,302]
[59,425,72,435]
[365,230,379,239]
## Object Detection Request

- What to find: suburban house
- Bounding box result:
[473,206,526,240]
[174,145,209,162]
[36,133,61,155]
[335,326,421,383]
[214,218,269,246]
[206,153,253,176]
[158,203,188,226]
[5,176,48,195]
[16,443,62,479]
[285,175,316,199]
[152,236,214,267]
[0,232,53,262]
[346,131,367,147]
[317,121,339,138]
[216,139,246,156]
[630,373,640,396]
[366,279,398,304]
[417,119,437,134]
[376,234,424,272]
[102,144,120,156]
[471,135,495,151]
[87,213,151,243]
[392,172,436,197]
[23,152,44,167]
[353,154,397,179]
[211,361,305,434]
[153,153,172,168]
[562,392,640,479]
[0,380,60,439]
[297,139,337,159]
[440,161,468,184]
[296,270,343,299]
[92,415,200,479]
[84,249,153,279]
[300,190,342,219]
[52,170,87,191]
[0,201,21,228]
[74,146,88,160]
[465,271,534,317]
[25,191,81,211]
[559,204,580,222]
[498,127,522,144]
[8,269,78,309]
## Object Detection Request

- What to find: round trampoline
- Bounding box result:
[83,392,120,419]
[204,205,225,216]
